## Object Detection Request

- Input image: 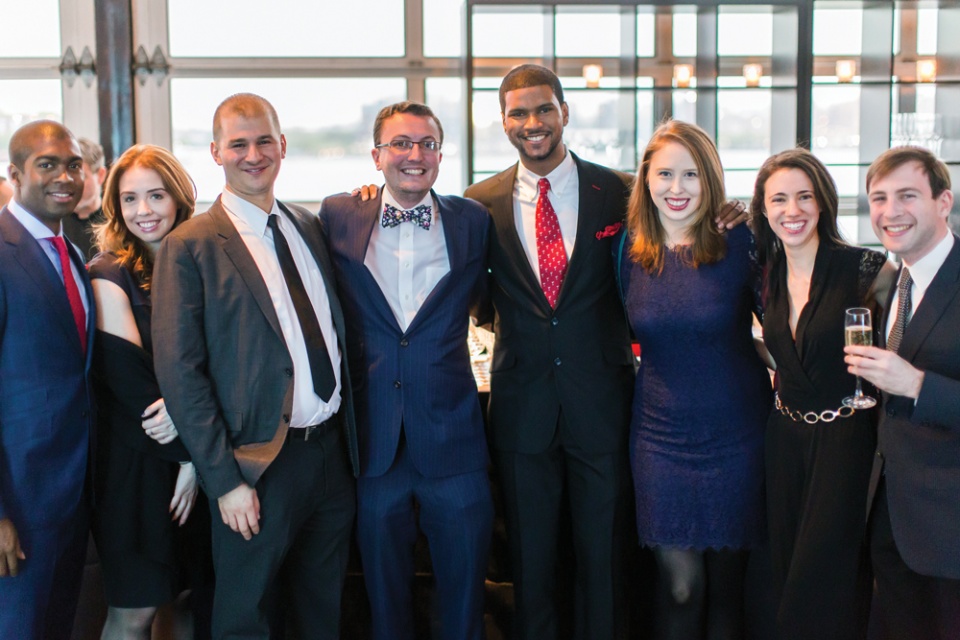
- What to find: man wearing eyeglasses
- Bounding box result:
[319,101,493,640]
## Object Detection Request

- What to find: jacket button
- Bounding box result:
[284,368,293,377]
[283,414,290,424]
[886,408,897,417]
[400,339,409,347]
[551,317,559,326]
[554,358,562,366]
[394,380,402,389]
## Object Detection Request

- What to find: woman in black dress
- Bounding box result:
[90,144,211,638]
[751,149,895,640]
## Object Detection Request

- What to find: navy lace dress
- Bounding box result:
[619,224,772,549]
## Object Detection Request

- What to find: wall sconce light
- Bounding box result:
[743,63,763,88]
[582,64,603,88]
[674,64,694,88]
[836,60,856,83]
[917,59,937,83]
[132,45,171,87]
[59,46,96,89]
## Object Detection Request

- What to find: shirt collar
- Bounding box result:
[8,199,63,241]
[902,230,955,294]
[515,150,576,201]
[221,189,281,236]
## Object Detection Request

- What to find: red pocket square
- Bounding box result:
[596,222,623,240]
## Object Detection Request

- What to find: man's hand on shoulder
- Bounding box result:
[0,518,25,577]
[716,199,748,231]
[217,483,261,541]
[351,185,380,202]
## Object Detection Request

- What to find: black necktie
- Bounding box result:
[887,267,913,354]
[266,214,336,401]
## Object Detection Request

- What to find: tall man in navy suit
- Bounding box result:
[0,120,95,639]
[320,101,493,640]
[846,146,960,639]
[153,94,359,639]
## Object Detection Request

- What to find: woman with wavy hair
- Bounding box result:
[618,120,771,639]
[90,144,212,639]
[752,148,894,640]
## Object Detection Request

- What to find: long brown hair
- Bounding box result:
[627,120,726,273]
[96,144,196,290]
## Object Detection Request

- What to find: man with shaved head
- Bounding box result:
[152,93,359,638]
[0,120,95,639]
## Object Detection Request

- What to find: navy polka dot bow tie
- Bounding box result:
[381,203,432,230]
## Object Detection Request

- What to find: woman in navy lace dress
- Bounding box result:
[752,149,894,640]
[619,120,771,639]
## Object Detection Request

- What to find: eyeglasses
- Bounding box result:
[375,139,442,153]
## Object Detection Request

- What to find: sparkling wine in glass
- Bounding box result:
[843,307,877,409]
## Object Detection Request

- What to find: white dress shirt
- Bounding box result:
[8,198,90,316]
[513,151,579,283]
[364,188,449,331]
[220,190,342,428]
[885,231,955,341]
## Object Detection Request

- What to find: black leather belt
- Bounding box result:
[285,413,339,443]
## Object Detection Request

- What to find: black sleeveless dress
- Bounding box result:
[89,252,213,607]
[762,243,887,640]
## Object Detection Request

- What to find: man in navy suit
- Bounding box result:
[0,120,95,639]
[320,101,493,640]
[846,146,960,639]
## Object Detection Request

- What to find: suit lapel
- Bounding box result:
[405,192,462,335]
[489,164,549,308]
[209,200,286,342]
[897,236,960,361]
[277,201,350,342]
[1,209,86,356]
[555,155,603,309]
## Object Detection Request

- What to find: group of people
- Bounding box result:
[0,62,958,640]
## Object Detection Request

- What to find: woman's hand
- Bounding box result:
[142,398,178,444]
[170,462,199,526]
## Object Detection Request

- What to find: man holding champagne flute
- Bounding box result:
[845,145,960,639]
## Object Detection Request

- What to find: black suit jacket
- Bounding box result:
[464,154,634,454]
[868,234,960,579]
[152,199,359,500]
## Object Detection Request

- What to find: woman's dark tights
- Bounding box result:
[652,546,748,640]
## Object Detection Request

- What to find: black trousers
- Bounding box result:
[208,426,355,640]
[870,478,960,640]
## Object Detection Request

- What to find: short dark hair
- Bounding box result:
[9,120,77,170]
[372,101,444,146]
[866,145,951,198]
[213,93,281,142]
[751,147,847,266]
[498,64,565,112]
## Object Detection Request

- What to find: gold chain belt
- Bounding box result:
[775,392,856,424]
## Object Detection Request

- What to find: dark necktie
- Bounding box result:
[50,236,87,354]
[535,178,568,308]
[266,214,336,402]
[381,203,432,230]
[887,267,913,354]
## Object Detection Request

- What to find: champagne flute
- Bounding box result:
[843,307,877,409]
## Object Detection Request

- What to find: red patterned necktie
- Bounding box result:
[50,236,87,353]
[535,177,568,308]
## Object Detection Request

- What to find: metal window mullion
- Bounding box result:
[60,0,99,140]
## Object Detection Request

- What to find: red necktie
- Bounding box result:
[51,236,87,353]
[535,178,568,308]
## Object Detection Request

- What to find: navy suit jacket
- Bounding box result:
[868,234,960,579]
[0,206,95,530]
[319,191,490,478]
